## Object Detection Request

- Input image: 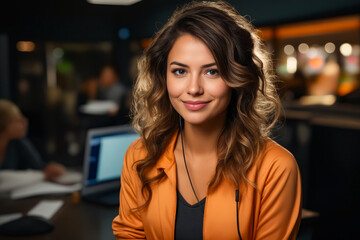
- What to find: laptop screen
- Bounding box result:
[81,124,140,195]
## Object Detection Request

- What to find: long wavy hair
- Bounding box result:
[131,0,281,209]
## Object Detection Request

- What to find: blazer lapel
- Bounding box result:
[155,132,178,239]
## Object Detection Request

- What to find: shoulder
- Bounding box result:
[246,139,302,239]
[7,138,22,148]
[16,138,41,157]
[120,137,149,189]
[261,138,297,169]
[9,138,34,150]
[6,138,31,154]
[252,138,299,184]
[123,137,147,168]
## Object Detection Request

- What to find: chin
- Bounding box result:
[181,114,213,126]
[181,110,228,127]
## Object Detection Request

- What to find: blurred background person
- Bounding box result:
[76,76,101,129]
[77,76,98,109]
[97,64,129,118]
[307,60,340,96]
[0,99,66,186]
[76,64,131,129]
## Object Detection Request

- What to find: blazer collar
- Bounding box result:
[155,130,179,171]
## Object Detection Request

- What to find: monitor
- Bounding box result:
[81,124,140,204]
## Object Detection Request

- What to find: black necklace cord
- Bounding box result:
[179,115,200,203]
[179,116,240,239]
[235,189,242,240]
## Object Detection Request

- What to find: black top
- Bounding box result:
[174,190,206,240]
[0,138,45,170]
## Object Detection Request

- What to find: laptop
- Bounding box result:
[80,124,140,206]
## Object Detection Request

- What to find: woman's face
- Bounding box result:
[166,34,232,126]
[5,106,28,140]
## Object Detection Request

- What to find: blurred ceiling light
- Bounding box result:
[286,56,297,74]
[340,43,352,56]
[298,43,309,54]
[87,0,142,5]
[324,42,335,54]
[16,41,35,52]
[284,44,295,55]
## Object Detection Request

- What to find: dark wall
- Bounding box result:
[231,0,360,26]
[1,0,359,41]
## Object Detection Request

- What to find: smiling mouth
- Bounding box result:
[182,101,211,111]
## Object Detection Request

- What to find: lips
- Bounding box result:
[183,100,210,110]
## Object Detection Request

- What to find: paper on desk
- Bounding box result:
[54,170,82,185]
[28,200,64,220]
[79,100,117,115]
[0,170,44,193]
[11,182,82,200]
[0,213,23,225]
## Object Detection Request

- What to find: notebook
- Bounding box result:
[80,124,140,206]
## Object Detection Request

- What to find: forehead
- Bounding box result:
[167,34,215,64]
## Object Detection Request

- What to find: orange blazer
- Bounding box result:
[113,133,302,239]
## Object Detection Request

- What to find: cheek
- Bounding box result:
[166,77,182,98]
[209,82,232,100]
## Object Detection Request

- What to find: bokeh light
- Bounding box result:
[324,42,335,54]
[53,48,64,59]
[284,44,295,55]
[287,56,297,74]
[16,41,35,52]
[340,43,352,56]
[118,28,130,40]
[298,43,309,54]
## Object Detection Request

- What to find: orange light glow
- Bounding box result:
[338,81,359,96]
[16,41,35,52]
[257,27,274,40]
[309,57,324,70]
[140,38,151,49]
[275,15,360,39]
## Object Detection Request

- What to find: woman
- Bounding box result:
[112,1,302,239]
[0,99,66,186]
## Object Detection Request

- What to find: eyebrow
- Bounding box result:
[169,61,217,68]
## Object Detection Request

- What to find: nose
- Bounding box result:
[187,73,204,96]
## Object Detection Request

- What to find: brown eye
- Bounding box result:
[172,69,186,76]
[206,69,219,76]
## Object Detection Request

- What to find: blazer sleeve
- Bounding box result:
[112,140,146,239]
[255,145,302,240]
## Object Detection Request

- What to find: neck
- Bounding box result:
[182,113,226,156]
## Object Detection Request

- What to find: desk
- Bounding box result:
[1,195,319,239]
[0,194,118,240]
